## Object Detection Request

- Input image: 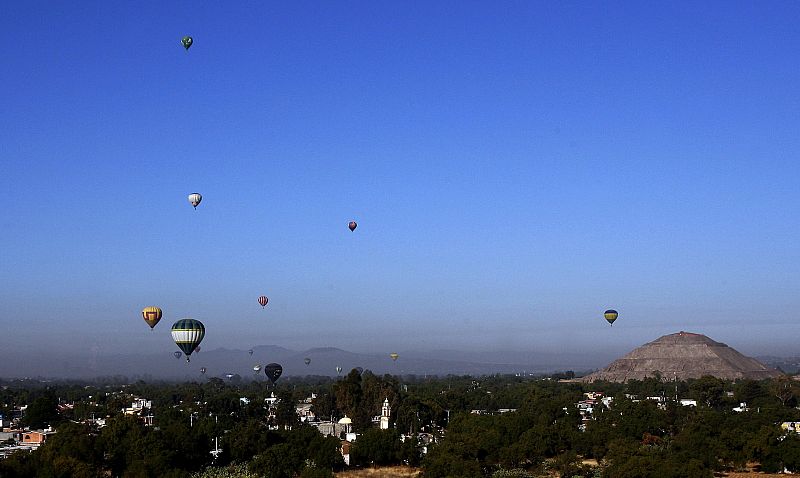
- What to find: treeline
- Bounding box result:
[423,375,800,478]
[1,373,800,477]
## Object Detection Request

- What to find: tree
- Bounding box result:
[770,376,800,407]
[22,392,59,429]
[224,419,280,462]
[273,392,299,429]
[688,376,725,408]
[249,442,304,478]
[310,393,338,422]
[350,429,403,466]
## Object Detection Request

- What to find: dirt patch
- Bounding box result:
[335,466,422,478]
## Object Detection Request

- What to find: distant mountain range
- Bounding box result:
[756,356,800,374]
[0,345,617,381]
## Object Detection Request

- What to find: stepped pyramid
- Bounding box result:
[581,331,781,382]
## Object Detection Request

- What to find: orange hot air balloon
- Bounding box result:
[348,221,357,232]
[142,306,162,330]
[258,296,268,308]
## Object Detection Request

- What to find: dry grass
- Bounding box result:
[333,464,789,478]
[713,462,789,477]
[721,474,785,477]
[335,466,422,478]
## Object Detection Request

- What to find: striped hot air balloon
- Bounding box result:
[171,319,205,361]
[604,310,619,326]
[258,296,268,308]
[141,306,162,330]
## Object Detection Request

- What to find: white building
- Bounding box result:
[380,398,391,430]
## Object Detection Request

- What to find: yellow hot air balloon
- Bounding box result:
[604,309,619,326]
[141,306,162,330]
[390,352,399,361]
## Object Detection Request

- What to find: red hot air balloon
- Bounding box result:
[258,296,268,308]
[348,221,357,232]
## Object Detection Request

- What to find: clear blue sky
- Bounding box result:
[2,1,799,366]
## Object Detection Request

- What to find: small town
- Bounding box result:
[3,334,800,478]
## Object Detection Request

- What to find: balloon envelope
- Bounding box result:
[604,309,619,326]
[253,364,262,373]
[258,296,268,308]
[390,353,399,361]
[348,221,357,231]
[335,366,342,375]
[264,363,283,384]
[304,357,311,366]
[248,349,254,356]
[181,36,193,50]
[171,319,205,361]
[188,193,202,209]
[200,367,207,375]
[142,306,162,329]
[174,351,182,359]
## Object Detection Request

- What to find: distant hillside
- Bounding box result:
[0,345,610,380]
[757,356,800,374]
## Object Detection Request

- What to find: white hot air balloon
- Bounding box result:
[188,193,202,209]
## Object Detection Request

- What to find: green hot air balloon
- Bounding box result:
[181,36,193,50]
[171,319,205,362]
[604,309,619,326]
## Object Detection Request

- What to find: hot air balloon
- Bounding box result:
[604,309,619,326]
[188,193,202,209]
[258,296,268,308]
[390,353,399,362]
[264,363,282,384]
[348,221,357,232]
[181,36,193,50]
[253,364,262,374]
[248,349,254,356]
[171,319,205,362]
[142,306,162,330]
[200,367,207,375]
[304,357,311,366]
[225,373,234,380]
[195,346,201,354]
[335,366,342,375]
[174,351,182,359]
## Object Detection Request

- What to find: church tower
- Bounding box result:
[380,398,391,429]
